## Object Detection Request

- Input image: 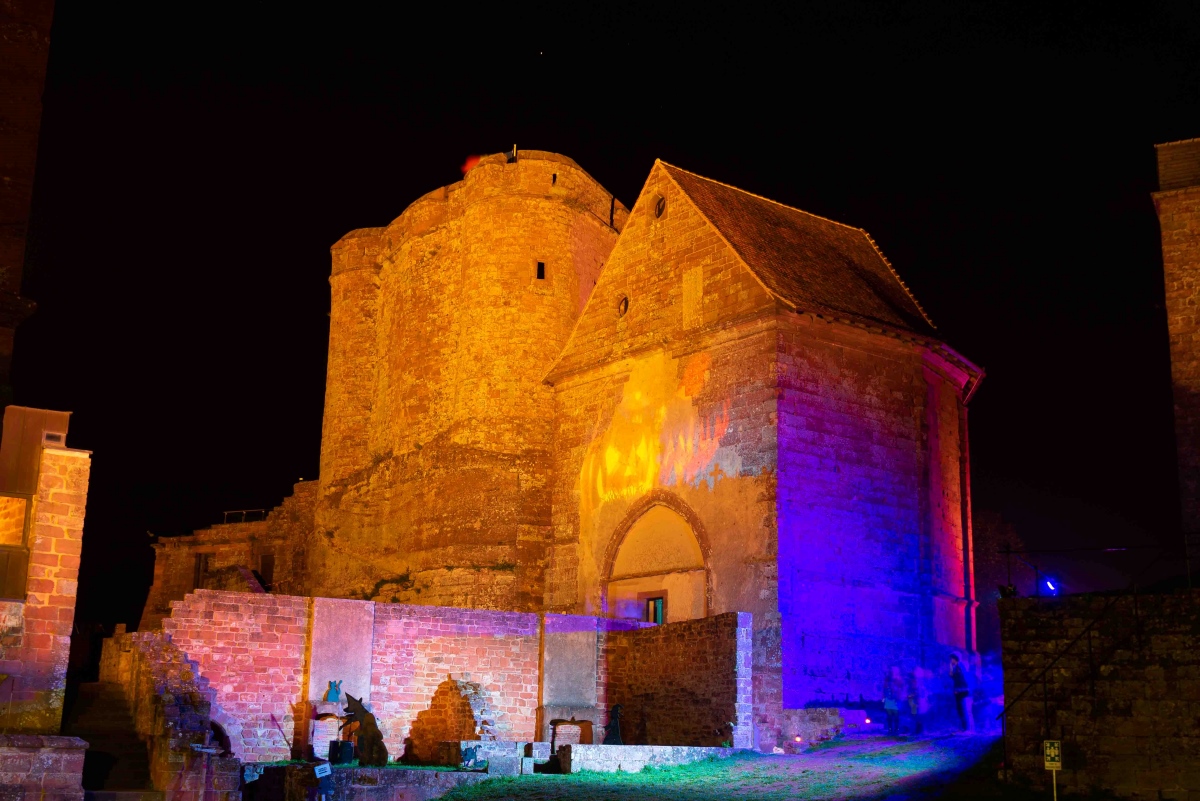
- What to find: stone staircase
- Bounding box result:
[64,682,152,791]
[83,625,241,801]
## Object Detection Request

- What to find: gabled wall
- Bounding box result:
[546,161,779,621]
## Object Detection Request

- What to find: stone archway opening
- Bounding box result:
[606,505,707,623]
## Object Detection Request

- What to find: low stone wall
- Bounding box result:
[1000,589,1200,799]
[250,764,488,801]
[558,744,739,773]
[0,734,87,801]
[604,612,753,748]
[777,708,843,753]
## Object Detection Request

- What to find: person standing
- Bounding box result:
[950,653,971,732]
[883,666,903,736]
[907,667,929,735]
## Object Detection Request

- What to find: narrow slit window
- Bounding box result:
[536,261,546,280]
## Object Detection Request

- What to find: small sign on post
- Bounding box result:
[314,761,334,801]
[1043,740,1061,800]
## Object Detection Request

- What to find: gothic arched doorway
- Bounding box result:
[605,504,707,623]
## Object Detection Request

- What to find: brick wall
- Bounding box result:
[149,591,545,764]
[1000,590,1200,799]
[369,604,540,761]
[0,735,86,801]
[162,591,311,761]
[0,447,90,733]
[604,612,753,748]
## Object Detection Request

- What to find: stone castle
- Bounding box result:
[140,150,982,743]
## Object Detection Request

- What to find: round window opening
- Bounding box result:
[617,295,630,318]
[654,195,667,218]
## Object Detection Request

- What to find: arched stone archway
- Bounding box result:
[604,503,708,623]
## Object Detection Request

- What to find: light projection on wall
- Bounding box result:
[580,351,739,511]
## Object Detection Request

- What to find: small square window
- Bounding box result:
[536,261,546,280]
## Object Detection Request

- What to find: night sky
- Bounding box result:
[16,3,1200,627]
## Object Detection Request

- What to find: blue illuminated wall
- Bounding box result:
[775,315,974,709]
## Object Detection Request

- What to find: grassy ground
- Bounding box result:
[436,733,1046,801]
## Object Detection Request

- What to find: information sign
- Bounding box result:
[1043,740,1061,771]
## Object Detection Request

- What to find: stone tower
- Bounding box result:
[310,151,629,608]
[1155,139,1200,571]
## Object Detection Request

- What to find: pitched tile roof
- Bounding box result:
[661,162,935,336]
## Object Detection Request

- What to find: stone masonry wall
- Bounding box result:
[546,161,780,747]
[1000,590,1200,799]
[310,151,627,610]
[604,612,753,748]
[0,447,90,733]
[0,735,87,801]
[99,630,241,801]
[141,481,316,629]
[162,591,311,762]
[1154,169,1200,534]
[776,314,973,714]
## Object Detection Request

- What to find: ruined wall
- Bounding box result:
[1000,590,1200,800]
[98,629,241,801]
[140,481,316,629]
[142,589,754,763]
[153,591,542,763]
[1155,139,1200,536]
[0,446,91,733]
[370,604,540,761]
[162,591,310,762]
[604,612,753,748]
[776,316,974,715]
[311,151,628,610]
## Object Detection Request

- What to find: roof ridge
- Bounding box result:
[658,160,867,235]
[659,160,935,330]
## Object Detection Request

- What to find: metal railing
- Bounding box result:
[222,509,267,524]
